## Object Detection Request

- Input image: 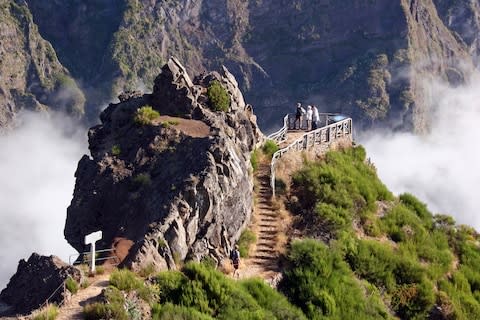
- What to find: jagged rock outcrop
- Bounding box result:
[65,58,261,272]
[0,253,80,315]
[24,0,480,132]
[0,0,85,130]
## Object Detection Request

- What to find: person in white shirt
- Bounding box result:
[312,105,320,130]
[306,105,313,131]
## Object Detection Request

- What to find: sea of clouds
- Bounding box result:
[362,76,480,230]
[0,112,86,290]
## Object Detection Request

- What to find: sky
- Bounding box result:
[362,76,480,230]
[0,112,87,290]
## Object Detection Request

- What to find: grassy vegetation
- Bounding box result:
[84,263,305,319]
[111,145,121,156]
[134,105,160,125]
[237,230,256,258]
[262,140,279,158]
[33,305,59,320]
[291,146,392,236]
[207,81,230,112]
[284,146,480,319]
[84,287,128,320]
[65,276,79,294]
[250,149,259,172]
[81,145,480,319]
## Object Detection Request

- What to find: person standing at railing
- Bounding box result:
[312,105,319,130]
[306,105,313,131]
[294,102,305,130]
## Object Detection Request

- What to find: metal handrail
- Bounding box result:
[267,115,289,143]
[267,113,346,143]
[270,117,353,197]
[69,248,119,265]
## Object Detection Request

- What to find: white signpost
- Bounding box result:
[84,230,103,274]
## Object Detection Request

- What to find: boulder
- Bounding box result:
[0,253,81,315]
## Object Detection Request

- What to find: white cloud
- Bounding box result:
[0,112,86,290]
[362,76,480,229]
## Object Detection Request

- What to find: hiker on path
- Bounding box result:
[312,105,320,130]
[230,245,241,278]
[306,105,313,131]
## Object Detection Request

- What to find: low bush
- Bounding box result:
[134,105,160,125]
[152,262,304,319]
[207,81,230,112]
[111,145,121,156]
[262,140,279,158]
[250,149,259,172]
[280,239,390,319]
[65,276,79,294]
[110,269,143,291]
[237,229,256,258]
[33,305,59,320]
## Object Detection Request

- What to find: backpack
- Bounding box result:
[230,249,240,261]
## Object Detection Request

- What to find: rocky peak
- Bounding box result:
[0,253,80,316]
[65,58,261,272]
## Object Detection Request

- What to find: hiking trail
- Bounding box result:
[55,273,110,320]
[240,161,283,285]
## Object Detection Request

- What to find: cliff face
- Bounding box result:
[24,0,479,132]
[65,58,261,271]
[0,0,85,130]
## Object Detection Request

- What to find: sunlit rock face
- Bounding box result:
[65,58,262,272]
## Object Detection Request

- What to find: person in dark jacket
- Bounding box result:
[230,245,241,278]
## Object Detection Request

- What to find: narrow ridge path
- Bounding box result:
[241,162,282,284]
[56,273,110,320]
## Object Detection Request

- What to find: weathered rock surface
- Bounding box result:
[24,0,480,132]
[0,0,85,130]
[0,253,81,315]
[65,58,261,272]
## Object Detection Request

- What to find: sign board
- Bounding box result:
[84,230,103,273]
[85,231,102,245]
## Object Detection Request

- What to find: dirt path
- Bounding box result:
[240,162,282,285]
[56,273,110,320]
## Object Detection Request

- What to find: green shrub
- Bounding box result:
[292,146,392,235]
[134,105,160,125]
[280,239,390,320]
[200,256,217,269]
[110,269,143,291]
[95,265,105,275]
[237,230,256,258]
[151,303,214,320]
[152,262,305,319]
[262,140,279,158]
[33,305,59,320]
[84,302,128,320]
[139,263,156,278]
[399,193,433,226]
[391,280,435,319]
[111,145,121,156]
[154,271,187,303]
[240,278,307,320]
[207,81,230,112]
[250,149,259,172]
[65,276,79,294]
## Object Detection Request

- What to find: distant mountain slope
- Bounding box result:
[0,0,84,130]
[24,0,478,132]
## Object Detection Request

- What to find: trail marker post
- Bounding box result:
[84,231,102,274]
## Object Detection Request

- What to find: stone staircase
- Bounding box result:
[241,162,282,283]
